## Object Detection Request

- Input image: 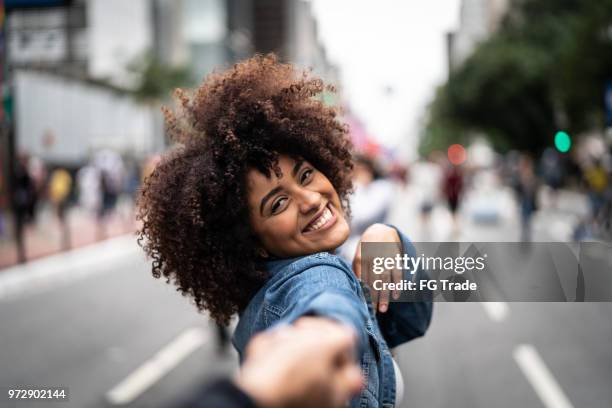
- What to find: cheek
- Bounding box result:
[258,210,300,245]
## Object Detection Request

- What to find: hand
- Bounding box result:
[236,317,363,408]
[352,223,403,313]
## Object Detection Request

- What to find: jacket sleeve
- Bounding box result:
[273,262,371,357]
[376,224,434,348]
[190,378,257,408]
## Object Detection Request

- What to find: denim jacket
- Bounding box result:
[232,226,433,407]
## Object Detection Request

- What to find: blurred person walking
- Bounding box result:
[539,148,564,208]
[48,168,73,250]
[26,155,47,224]
[583,158,608,222]
[12,153,36,262]
[418,154,444,239]
[94,150,125,238]
[516,154,538,242]
[77,164,102,215]
[442,162,464,237]
[77,163,104,239]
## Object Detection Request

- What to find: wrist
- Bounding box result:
[235,372,283,408]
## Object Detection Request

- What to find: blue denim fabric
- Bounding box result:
[232,226,433,408]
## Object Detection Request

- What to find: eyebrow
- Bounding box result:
[259,160,305,215]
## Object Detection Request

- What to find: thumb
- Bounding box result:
[334,365,364,404]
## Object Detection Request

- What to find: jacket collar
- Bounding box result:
[264,256,304,276]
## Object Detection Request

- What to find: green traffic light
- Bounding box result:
[554,131,571,153]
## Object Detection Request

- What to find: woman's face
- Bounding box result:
[247,155,350,258]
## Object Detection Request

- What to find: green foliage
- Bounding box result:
[420,0,612,156]
[128,52,194,102]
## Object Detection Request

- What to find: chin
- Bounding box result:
[321,222,350,252]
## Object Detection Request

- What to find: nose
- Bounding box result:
[296,186,321,215]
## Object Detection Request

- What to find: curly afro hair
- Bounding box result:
[136,54,354,325]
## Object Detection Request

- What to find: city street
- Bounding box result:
[1,174,611,408]
[0,236,237,408]
[1,1,611,407]
[390,171,612,408]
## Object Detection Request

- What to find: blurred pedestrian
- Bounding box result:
[442,162,464,236]
[539,148,564,208]
[77,163,103,239]
[516,154,538,242]
[190,317,363,408]
[27,155,47,224]
[419,153,444,239]
[94,149,125,238]
[77,164,101,214]
[583,158,608,221]
[12,153,36,262]
[48,168,73,250]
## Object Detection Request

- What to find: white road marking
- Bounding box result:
[514,344,574,408]
[0,235,141,301]
[480,302,509,322]
[106,327,208,405]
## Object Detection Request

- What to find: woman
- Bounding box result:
[137,54,432,407]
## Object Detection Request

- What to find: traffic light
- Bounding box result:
[554,131,571,153]
[447,143,466,165]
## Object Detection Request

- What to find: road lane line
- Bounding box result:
[480,302,509,322]
[514,344,574,408]
[106,327,208,405]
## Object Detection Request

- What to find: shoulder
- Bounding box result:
[272,251,354,278]
[265,252,359,298]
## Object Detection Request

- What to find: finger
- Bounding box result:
[392,264,403,300]
[378,271,390,313]
[378,288,389,313]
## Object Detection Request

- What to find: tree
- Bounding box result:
[127,53,194,102]
[420,0,612,156]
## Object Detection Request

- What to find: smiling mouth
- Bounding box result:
[303,203,337,233]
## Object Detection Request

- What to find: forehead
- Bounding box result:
[246,156,297,194]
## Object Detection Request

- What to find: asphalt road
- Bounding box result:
[1,175,611,408]
[0,236,237,408]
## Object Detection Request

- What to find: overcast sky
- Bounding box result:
[311,0,460,159]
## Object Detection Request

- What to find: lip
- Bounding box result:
[302,203,337,234]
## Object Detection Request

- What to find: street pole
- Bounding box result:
[1,0,26,263]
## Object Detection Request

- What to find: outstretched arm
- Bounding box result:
[275,262,371,357]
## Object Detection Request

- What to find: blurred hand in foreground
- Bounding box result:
[236,317,363,408]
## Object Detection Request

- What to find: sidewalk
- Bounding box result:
[0,198,138,270]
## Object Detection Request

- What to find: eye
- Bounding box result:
[271,197,288,214]
[300,169,313,184]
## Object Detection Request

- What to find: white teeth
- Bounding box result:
[306,206,332,232]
